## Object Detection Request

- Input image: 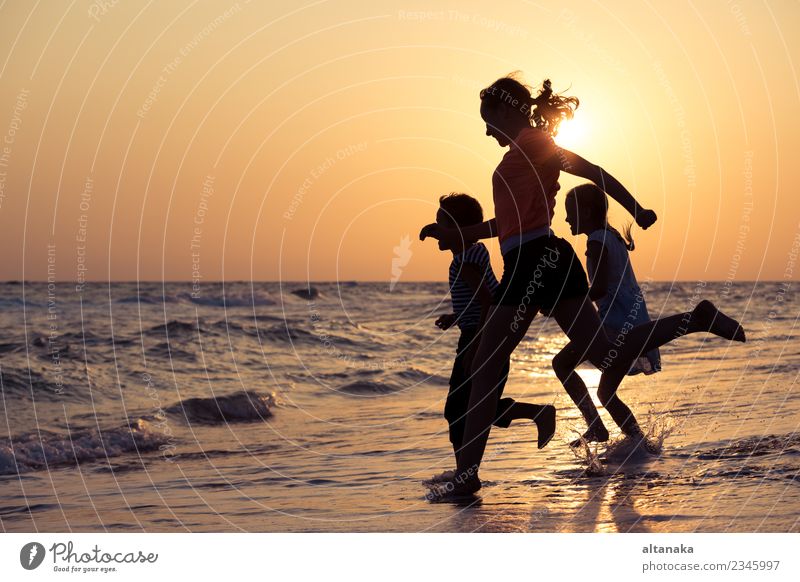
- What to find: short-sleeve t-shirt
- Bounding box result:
[492,127,562,247]
[586,227,648,331]
[448,243,500,331]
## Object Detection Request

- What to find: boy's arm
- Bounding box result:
[557,149,657,230]
[586,240,609,302]
[435,312,458,330]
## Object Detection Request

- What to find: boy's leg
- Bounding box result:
[444,388,466,464]
[491,359,556,449]
[491,359,515,428]
[444,330,474,464]
[496,401,550,425]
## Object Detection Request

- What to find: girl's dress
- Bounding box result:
[586,227,661,376]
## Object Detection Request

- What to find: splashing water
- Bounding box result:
[570,435,606,476]
[603,410,677,464]
[569,410,677,473]
[641,409,678,453]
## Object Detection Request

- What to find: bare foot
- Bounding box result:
[423,469,455,486]
[426,471,481,502]
[569,424,610,448]
[692,300,746,342]
[534,405,556,449]
[626,429,660,455]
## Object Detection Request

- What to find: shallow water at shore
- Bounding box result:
[0,281,798,532]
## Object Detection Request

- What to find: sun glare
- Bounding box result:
[555,118,588,150]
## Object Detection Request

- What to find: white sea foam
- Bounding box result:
[0,419,169,475]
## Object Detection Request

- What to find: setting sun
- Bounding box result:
[555,117,589,151]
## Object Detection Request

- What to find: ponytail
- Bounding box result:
[480,74,579,136]
[622,222,636,251]
[613,223,635,252]
[530,79,579,136]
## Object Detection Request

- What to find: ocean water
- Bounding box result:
[0,281,798,532]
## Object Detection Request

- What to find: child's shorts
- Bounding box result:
[494,234,590,312]
[444,327,514,449]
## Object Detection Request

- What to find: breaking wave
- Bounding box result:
[290,287,320,300]
[177,291,276,307]
[165,390,275,423]
[695,433,800,460]
[147,320,203,336]
[333,380,403,396]
[0,418,171,475]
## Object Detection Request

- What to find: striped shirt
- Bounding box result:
[448,243,500,330]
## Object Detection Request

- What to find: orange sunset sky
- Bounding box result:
[0,0,798,283]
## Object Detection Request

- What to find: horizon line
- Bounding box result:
[2,279,783,284]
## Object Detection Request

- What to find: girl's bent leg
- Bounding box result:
[549,296,642,436]
[552,343,609,444]
[591,301,745,437]
[549,295,614,365]
[597,366,642,436]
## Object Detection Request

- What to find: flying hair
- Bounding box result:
[480,72,579,136]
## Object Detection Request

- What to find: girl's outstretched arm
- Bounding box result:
[419,218,497,244]
[558,149,657,229]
